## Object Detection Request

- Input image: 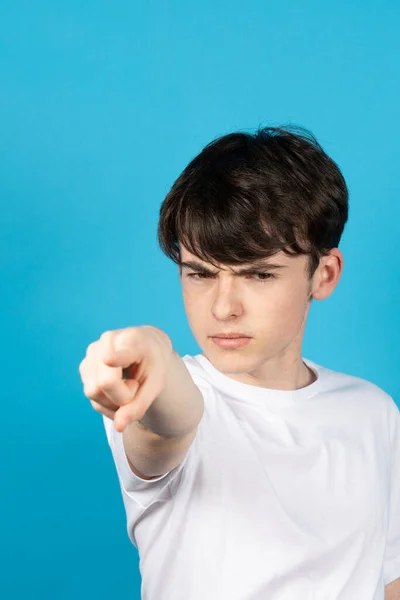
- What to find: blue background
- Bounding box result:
[1,1,399,598]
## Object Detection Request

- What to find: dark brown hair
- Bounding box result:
[157,124,349,280]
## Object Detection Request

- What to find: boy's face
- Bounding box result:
[178,242,340,385]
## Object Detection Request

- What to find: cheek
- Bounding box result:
[182,284,207,304]
[182,290,204,320]
[261,286,308,327]
[276,292,304,312]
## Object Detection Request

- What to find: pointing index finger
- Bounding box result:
[103,329,145,369]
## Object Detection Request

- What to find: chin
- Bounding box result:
[207,346,254,367]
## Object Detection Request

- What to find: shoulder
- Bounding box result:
[320,361,398,423]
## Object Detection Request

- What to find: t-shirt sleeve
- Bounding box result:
[102,412,195,502]
[383,398,400,585]
[101,372,210,546]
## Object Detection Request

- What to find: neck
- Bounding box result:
[202,354,317,391]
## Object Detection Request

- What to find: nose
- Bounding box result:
[211,280,244,320]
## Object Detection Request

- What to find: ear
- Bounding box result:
[311,249,344,301]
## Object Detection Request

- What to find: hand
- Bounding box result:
[79,326,173,433]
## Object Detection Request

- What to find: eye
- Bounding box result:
[254,272,274,281]
[186,273,210,279]
[186,272,274,281]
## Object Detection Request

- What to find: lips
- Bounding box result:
[211,334,251,339]
[211,336,251,348]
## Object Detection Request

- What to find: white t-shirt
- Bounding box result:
[102,354,400,600]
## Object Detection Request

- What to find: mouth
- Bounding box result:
[211,334,252,339]
[210,336,252,349]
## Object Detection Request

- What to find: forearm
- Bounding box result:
[135,349,204,438]
[385,577,400,599]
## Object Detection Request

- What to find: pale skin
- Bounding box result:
[179,242,342,391]
[179,242,399,595]
[386,578,400,599]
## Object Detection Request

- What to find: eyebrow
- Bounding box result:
[179,260,287,275]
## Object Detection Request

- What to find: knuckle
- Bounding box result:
[84,383,99,398]
[90,400,103,413]
[100,330,113,341]
[112,330,137,355]
[100,330,119,357]
[121,327,140,343]
[99,377,116,392]
[86,342,97,355]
